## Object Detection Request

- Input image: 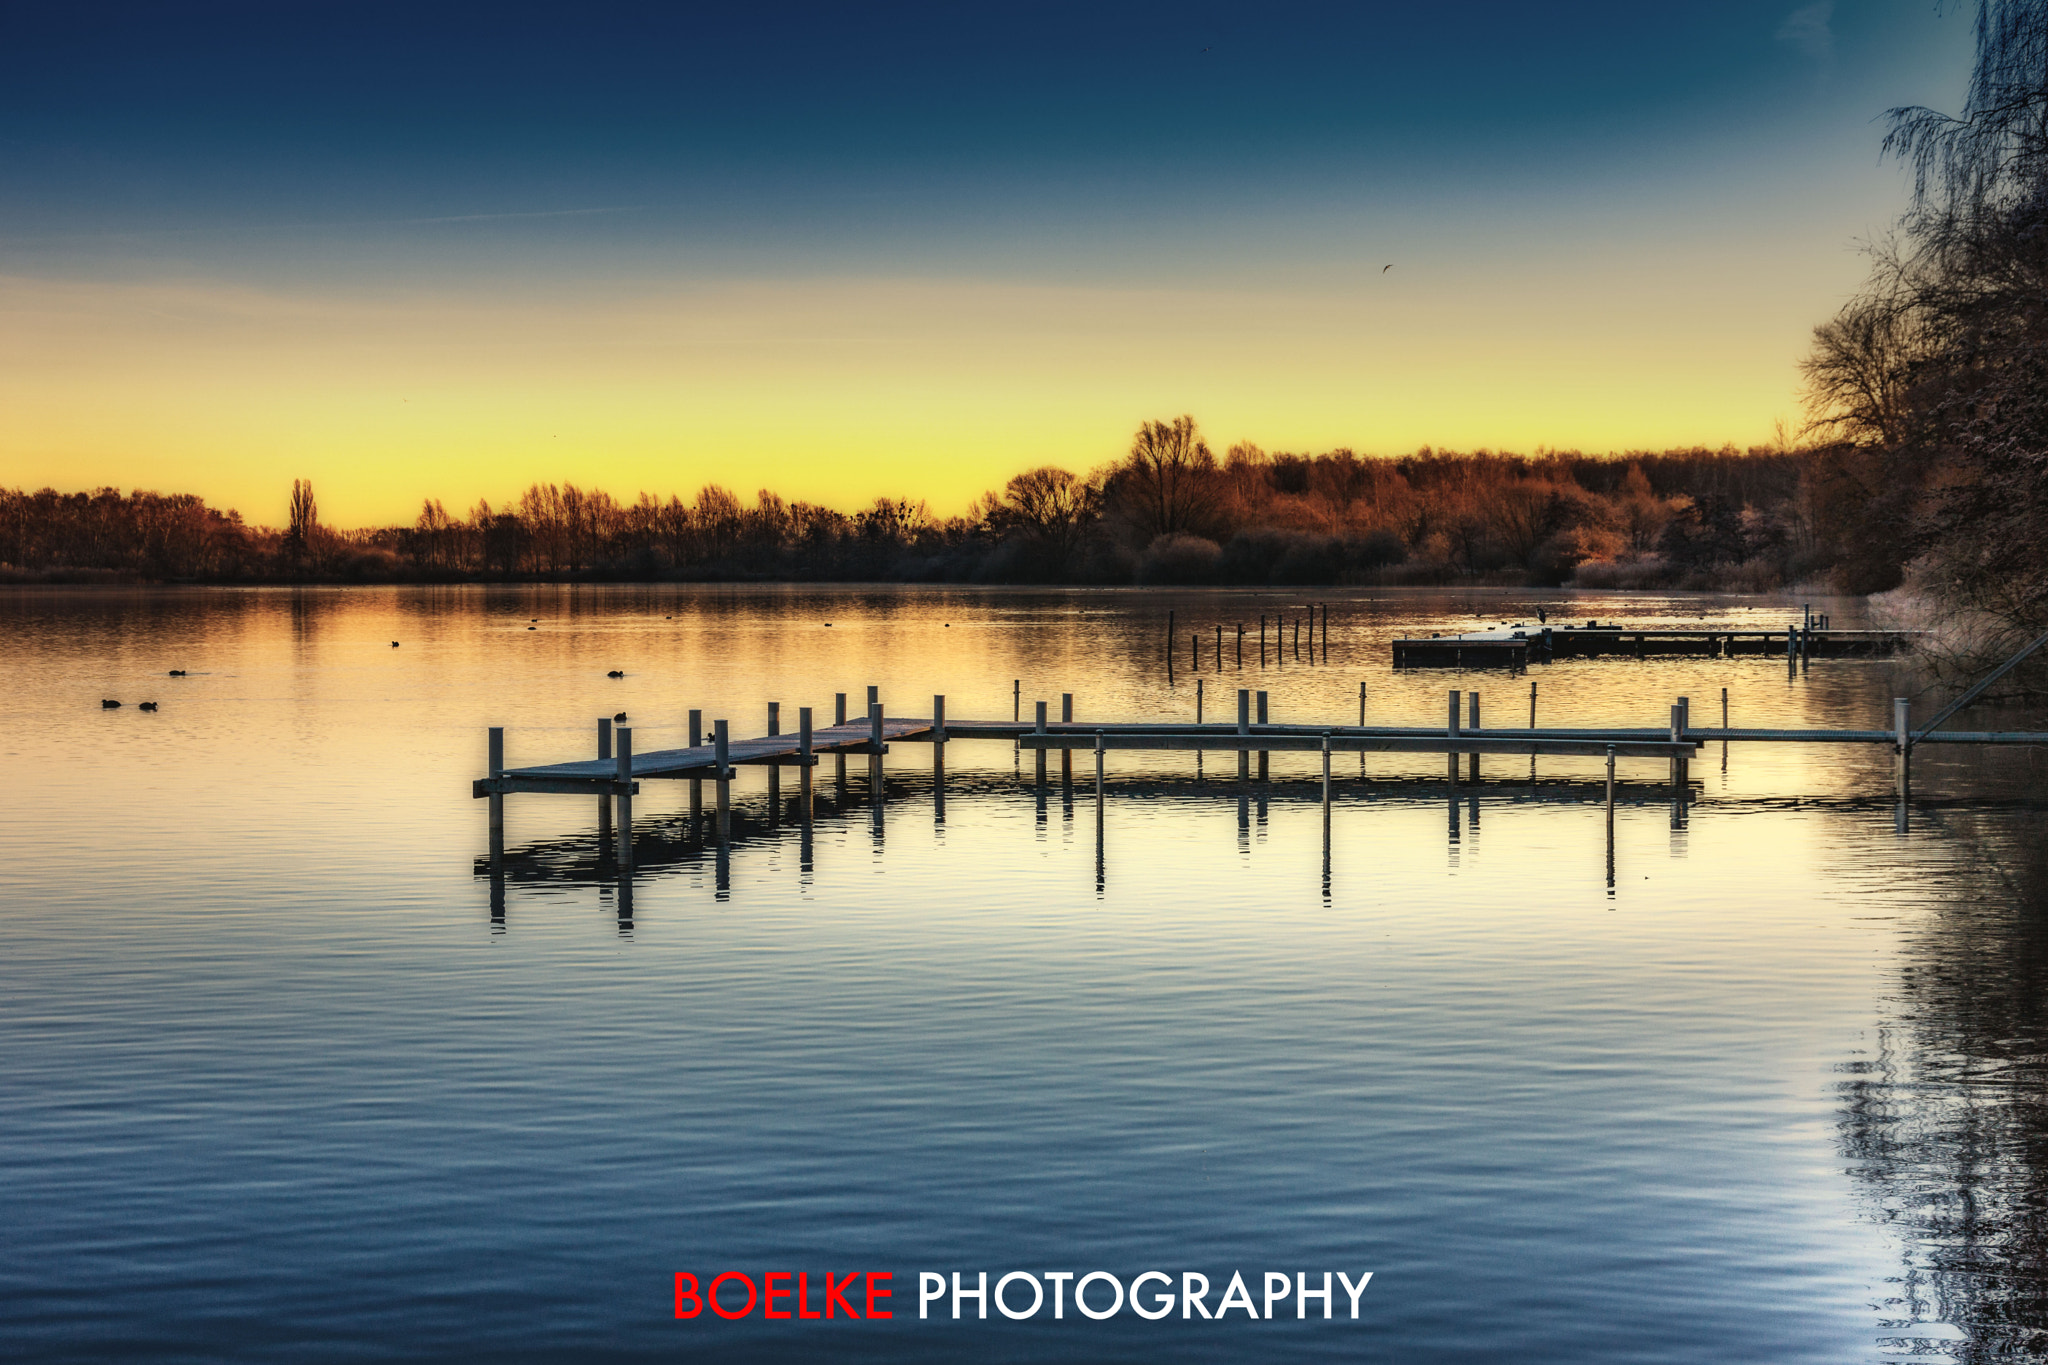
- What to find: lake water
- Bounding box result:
[3,584,2044,1363]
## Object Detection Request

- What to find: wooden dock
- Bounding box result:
[1392,624,1915,668]
[473,681,2048,911]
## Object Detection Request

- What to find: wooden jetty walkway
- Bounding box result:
[477,684,2046,841]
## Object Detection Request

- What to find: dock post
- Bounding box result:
[487,725,505,837]
[1529,680,1537,729]
[615,727,634,868]
[713,719,730,845]
[688,709,703,831]
[1013,678,1021,722]
[1237,623,1244,667]
[1894,696,1911,805]
[1321,731,1332,806]
[1467,691,1481,783]
[1167,610,1175,665]
[597,717,613,841]
[1447,688,1461,786]
[933,695,946,823]
[834,693,848,792]
[1605,744,1616,889]
[487,725,505,923]
[1094,732,1106,893]
[1196,677,1204,724]
[799,706,814,820]
[868,702,885,839]
[1256,691,1270,781]
[1034,700,1048,790]
[1721,686,1729,772]
[1237,688,1251,782]
[1359,680,1367,727]
[1061,693,1074,785]
[1673,697,1690,822]
[1259,615,1266,666]
[767,702,781,819]
[1216,623,1223,668]
[1322,604,1330,661]
[868,699,884,788]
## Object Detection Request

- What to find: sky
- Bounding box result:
[0,0,1981,527]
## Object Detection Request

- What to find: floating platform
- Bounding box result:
[1392,622,1916,668]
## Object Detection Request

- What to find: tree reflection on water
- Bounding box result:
[1843,810,2048,1362]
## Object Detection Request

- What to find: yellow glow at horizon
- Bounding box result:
[0,250,1846,528]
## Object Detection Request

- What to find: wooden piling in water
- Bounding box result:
[1061,693,1074,783]
[1895,696,1911,803]
[767,702,781,814]
[1196,678,1204,724]
[597,717,613,840]
[1237,688,1251,782]
[1013,679,1021,722]
[799,706,814,816]
[688,710,703,826]
[835,693,848,788]
[1035,700,1048,788]
[1529,680,1537,729]
[933,695,946,815]
[1237,624,1244,667]
[1447,688,1461,785]
[1256,691,1270,781]
[1215,623,1223,669]
[488,726,505,838]
[713,719,730,844]
[868,699,884,789]
[616,727,634,867]
[1468,691,1481,782]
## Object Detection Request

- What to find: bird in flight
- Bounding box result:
[1382,263,1393,272]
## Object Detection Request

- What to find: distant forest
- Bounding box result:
[0,436,1886,594]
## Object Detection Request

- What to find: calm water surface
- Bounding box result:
[2,584,2045,1363]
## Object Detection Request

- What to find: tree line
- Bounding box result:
[1,432,1872,591]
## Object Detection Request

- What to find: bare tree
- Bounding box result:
[1002,466,1095,554]
[1800,252,1930,447]
[1111,415,1221,543]
[285,478,318,565]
